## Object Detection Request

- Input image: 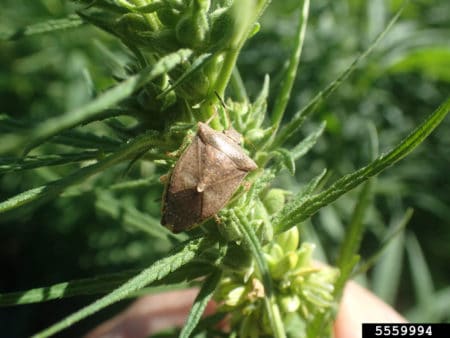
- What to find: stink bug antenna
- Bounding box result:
[214,91,231,129]
[214,91,227,109]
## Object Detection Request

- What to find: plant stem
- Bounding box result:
[214,49,240,98]
[265,0,309,149]
[213,0,273,97]
[271,0,309,127]
[233,210,286,338]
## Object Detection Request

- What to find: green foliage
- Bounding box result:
[0,0,449,337]
[179,268,222,338]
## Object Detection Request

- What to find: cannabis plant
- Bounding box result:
[0,1,449,337]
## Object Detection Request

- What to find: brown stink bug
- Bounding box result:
[161,112,257,233]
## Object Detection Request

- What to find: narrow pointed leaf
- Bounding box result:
[0,151,103,174]
[157,53,213,98]
[272,148,295,175]
[179,269,222,338]
[272,7,404,149]
[272,169,327,226]
[230,67,249,103]
[31,237,212,338]
[0,270,141,306]
[291,122,326,160]
[406,234,435,309]
[246,74,269,128]
[0,49,192,155]
[270,0,310,132]
[275,96,450,234]
[95,191,179,241]
[0,15,84,40]
[336,180,374,268]
[0,131,161,215]
[373,221,405,304]
[357,208,413,275]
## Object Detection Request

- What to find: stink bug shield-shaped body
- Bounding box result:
[162,122,257,233]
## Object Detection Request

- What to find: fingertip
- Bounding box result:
[334,281,406,338]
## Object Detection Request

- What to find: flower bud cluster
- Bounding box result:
[215,190,339,337]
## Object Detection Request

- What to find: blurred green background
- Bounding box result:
[1,0,449,337]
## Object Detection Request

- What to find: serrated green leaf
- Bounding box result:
[179,269,222,338]
[230,66,249,103]
[157,52,213,98]
[291,121,326,160]
[245,74,269,128]
[272,169,327,226]
[274,96,450,234]
[53,129,122,150]
[0,279,194,310]
[406,287,450,322]
[0,131,162,215]
[272,148,295,175]
[0,49,193,155]
[95,191,179,241]
[0,270,141,306]
[372,219,405,304]
[0,151,103,174]
[31,236,212,338]
[272,7,404,149]
[0,15,84,41]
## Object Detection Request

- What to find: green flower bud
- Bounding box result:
[217,212,243,241]
[223,242,253,272]
[246,128,266,144]
[179,69,210,100]
[266,243,284,261]
[215,277,246,307]
[271,251,298,279]
[279,294,300,313]
[115,13,148,34]
[251,200,273,242]
[254,151,269,164]
[275,226,299,253]
[136,29,180,54]
[175,0,210,48]
[157,8,181,27]
[295,242,315,268]
[262,188,287,215]
[225,285,246,307]
[210,8,236,48]
[291,266,339,312]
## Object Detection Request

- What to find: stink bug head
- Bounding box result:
[224,128,243,145]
